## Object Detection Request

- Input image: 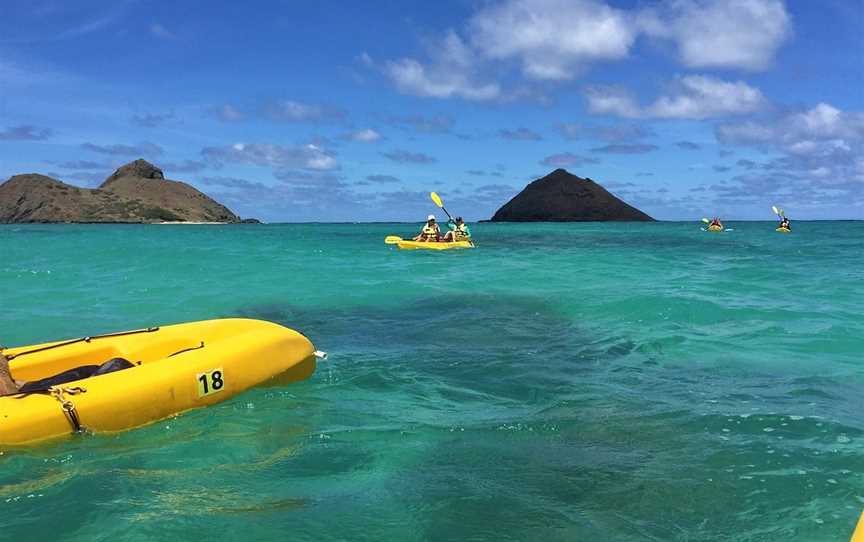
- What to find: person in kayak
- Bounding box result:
[0,350,21,396]
[442,216,471,242]
[779,216,791,230]
[710,217,723,229]
[413,215,441,242]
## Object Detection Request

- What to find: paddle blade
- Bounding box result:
[431,191,444,208]
[702,217,710,224]
[384,236,402,245]
[772,205,779,215]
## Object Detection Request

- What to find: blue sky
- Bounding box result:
[1,0,862,221]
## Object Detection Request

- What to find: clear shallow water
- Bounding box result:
[1,222,862,541]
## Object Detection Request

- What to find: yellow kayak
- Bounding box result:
[385,236,474,250]
[707,225,723,232]
[776,227,791,233]
[1,318,316,446]
[397,240,473,250]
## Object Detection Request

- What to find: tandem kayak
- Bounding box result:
[397,240,473,250]
[384,236,474,250]
[776,227,791,233]
[1,319,318,445]
[707,225,724,232]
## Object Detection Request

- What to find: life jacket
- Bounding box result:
[421,225,438,241]
[453,224,470,241]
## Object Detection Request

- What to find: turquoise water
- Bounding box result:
[1,222,862,541]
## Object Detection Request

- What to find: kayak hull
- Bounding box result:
[395,240,474,250]
[776,227,791,233]
[707,225,723,232]
[1,318,316,446]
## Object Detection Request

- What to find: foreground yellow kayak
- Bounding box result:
[776,227,791,233]
[1,318,316,446]
[707,225,723,232]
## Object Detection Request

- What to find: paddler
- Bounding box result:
[0,349,21,396]
[442,216,471,242]
[413,215,441,242]
[710,217,723,229]
[779,215,791,230]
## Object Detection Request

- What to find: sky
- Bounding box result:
[0,0,862,221]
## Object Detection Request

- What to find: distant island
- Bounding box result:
[489,169,654,222]
[0,159,252,224]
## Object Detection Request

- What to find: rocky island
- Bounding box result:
[0,160,243,223]
[490,168,654,222]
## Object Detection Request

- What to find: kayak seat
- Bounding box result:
[19,357,136,394]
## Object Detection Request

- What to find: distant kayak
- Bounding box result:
[776,227,791,233]
[707,225,723,232]
[393,239,474,250]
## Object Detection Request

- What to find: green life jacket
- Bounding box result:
[453,224,470,241]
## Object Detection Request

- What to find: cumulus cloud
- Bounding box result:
[201,142,338,171]
[708,103,864,209]
[342,128,382,142]
[381,150,437,164]
[539,152,600,168]
[379,32,501,101]
[642,0,791,71]
[82,142,163,156]
[0,125,53,140]
[498,127,543,141]
[590,143,658,154]
[373,0,790,100]
[263,100,347,123]
[586,76,766,120]
[470,0,636,81]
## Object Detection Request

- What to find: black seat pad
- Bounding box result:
[19,357,135,393]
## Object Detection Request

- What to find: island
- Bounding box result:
[0,159,247,224]
[489,168,654,222]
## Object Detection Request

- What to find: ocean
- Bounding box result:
[1,222,862,541]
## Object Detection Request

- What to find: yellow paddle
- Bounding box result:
[772,205,784,218]
[430,191,454,222]
[702,217,710,224]
[384,236,402,244]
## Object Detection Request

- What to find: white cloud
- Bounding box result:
[646,76,766,119]
[584,86,642,118]
[644,0,792,71]
[469,0,636,81]
[374,0,791,100]
[201,142,339,171]
[382,32,501,101]
[586,75,766,120]
[344,128,382,143]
